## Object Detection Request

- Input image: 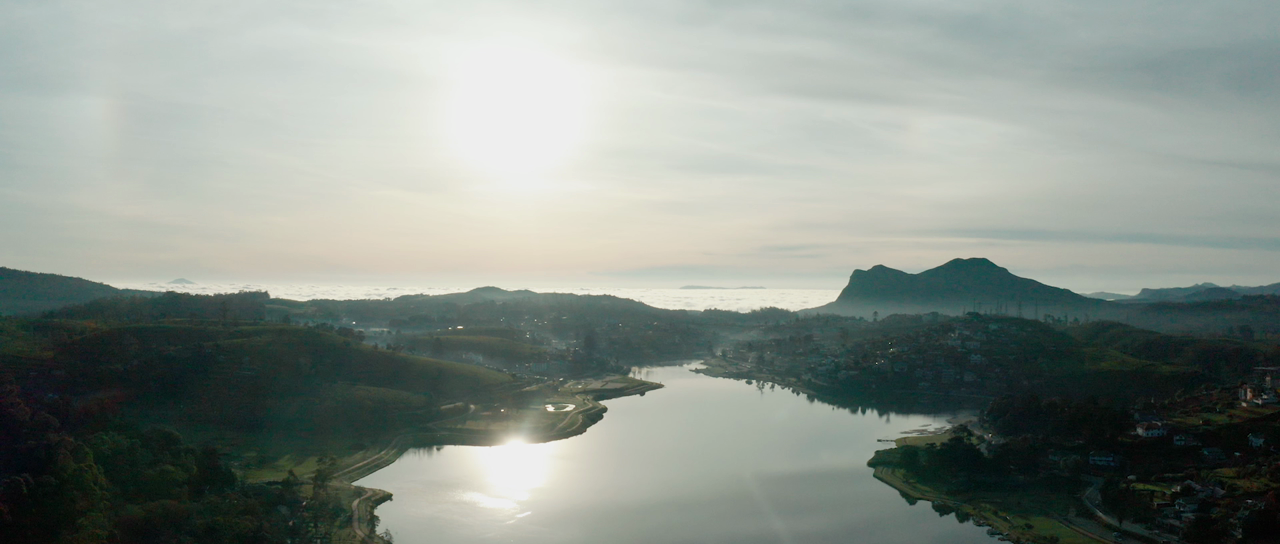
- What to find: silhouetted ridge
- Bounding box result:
[1131,282,1222,301]
[823,258,1096,316]
[0,267,151,315]
[931,257,1002,270]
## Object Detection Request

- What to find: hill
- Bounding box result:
[1235,282,1280,296]
[0,317,516,544]
[290,287,715,364]
[0,267,151,315]
[807,258,1104,318]
[1083,291,1133,301]
[1124,281,1280,303]
[1,321,512,436]
[1123,295,1280,337]
[45,290,270,322]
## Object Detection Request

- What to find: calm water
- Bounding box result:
[108,283,840,312]
[356,364,995,544]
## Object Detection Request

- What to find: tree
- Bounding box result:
[191,445,236,495]
[1239,504,1280,543]
[1100,478,1150,529]
[1183,514,1229,543]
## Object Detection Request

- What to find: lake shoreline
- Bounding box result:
[693,356,991,414]
[696,357,1109,544]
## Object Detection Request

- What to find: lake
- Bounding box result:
[356,363,996,544]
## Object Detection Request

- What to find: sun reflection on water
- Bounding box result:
[465,439,556,510]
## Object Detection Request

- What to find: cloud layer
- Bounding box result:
[2,0,1278,292]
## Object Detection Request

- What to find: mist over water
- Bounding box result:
[109,283,841,312]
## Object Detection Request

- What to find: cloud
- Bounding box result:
[945,230,1280,252]
[0,0,1278,289]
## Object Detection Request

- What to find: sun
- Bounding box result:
[441,41,591,184]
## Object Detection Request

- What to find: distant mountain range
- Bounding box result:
[1083,292,1133,301]
[1116,282,1280,303]
[806,258,1103,317]
[1082,282,1280,303]
[4,262,1279,334]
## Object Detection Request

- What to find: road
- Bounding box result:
[350,487,380,541]
[1079,476,1174,543]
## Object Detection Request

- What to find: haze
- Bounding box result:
[2,1,1279,293]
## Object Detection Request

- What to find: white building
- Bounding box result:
[1136,422,1168,438]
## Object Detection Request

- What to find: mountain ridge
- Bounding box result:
[0,267,152,315]
[810,258,1102,317]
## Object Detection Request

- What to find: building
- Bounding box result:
[1136,422,1168,438]
[1176,498,1201,513]
[1089,451,1122,468]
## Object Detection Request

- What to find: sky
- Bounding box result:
[2,0,1279,293]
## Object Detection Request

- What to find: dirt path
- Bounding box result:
[350,487,378,541]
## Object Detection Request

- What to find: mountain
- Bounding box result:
[1122,281,1279,303]
[0,267,150,315]
[1231,282,1280,296]
[168,278,197,285]
[1130,282,1222,302]
[1180,286,1242,302]
[806,258,1104,317]
[1084,292,1133,301]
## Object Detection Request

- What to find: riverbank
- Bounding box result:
[322,374,664,543]
[693,356,991,412]
[869,430,1123,544]
[870,467,1106,544]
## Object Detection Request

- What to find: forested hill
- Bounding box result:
[0,300,513,544]
[301,286,671,325]
[808,258,1104,318]
[0,267,150,316]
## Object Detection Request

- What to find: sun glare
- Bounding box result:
[468,438,554,508]
[442,41,591,185]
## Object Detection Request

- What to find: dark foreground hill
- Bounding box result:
[0,307,513,544]
[0,267,151,316]
[807,258,1105,318]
